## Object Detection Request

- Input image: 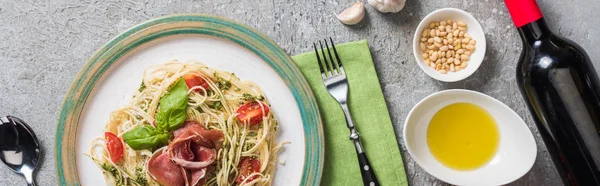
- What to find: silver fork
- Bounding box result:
[314,38,380,186]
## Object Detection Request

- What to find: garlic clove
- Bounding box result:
[335,1,365,25]
[368,0,405,13]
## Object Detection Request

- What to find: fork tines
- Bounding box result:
[313,38,344,77]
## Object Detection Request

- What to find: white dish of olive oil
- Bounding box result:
[403,89,536,186]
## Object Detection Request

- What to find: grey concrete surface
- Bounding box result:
[1,0,597,185]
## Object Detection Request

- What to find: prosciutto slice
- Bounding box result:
[147,121,223,186]
[189,168,207,186]
[147,148,185,186]
[169,137,217,169]
[173,121,224,148]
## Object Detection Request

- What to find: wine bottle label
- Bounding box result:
[504,0,543,27]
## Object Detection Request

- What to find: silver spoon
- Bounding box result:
[0,116,40,186]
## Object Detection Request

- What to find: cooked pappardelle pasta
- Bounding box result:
[88,61,284,186]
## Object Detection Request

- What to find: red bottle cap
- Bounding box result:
[504,0,543,27]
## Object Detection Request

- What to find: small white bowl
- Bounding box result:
[413,8,486,82]
[403,89,536,186]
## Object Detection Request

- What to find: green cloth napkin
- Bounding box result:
[292,40,407,185]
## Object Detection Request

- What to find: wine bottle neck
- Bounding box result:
[505,0,543,27]
[517,18,552,44]
[505,0,550,44]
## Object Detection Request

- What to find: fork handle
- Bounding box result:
[341,103,380,186]
[351,131,380,186]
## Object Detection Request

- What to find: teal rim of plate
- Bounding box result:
[55,14,324,186]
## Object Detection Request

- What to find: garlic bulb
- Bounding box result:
[368,0,405,13]
[335,1,365,25]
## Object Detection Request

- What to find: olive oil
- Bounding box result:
[427,102,499,171]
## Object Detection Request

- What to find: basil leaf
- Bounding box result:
[155,79,188,131]
[123,126,169,150]
[124,79,188,150]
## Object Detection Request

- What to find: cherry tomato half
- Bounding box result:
[105,132,124,163]
[236,157,260,184]
[184,73,210,91]
[236,101,270,125]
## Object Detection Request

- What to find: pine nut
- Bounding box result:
[461,54,469,61]
[453,40,460,46]
[462,38,470,44]
[466,44,475,50]
[440,46,449,51]
[430,52,438,61]
[420,43,426,51]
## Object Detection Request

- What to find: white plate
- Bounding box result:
[403,89,536,185]
[55,15,324,186]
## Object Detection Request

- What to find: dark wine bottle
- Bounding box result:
[505,0,600,185]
